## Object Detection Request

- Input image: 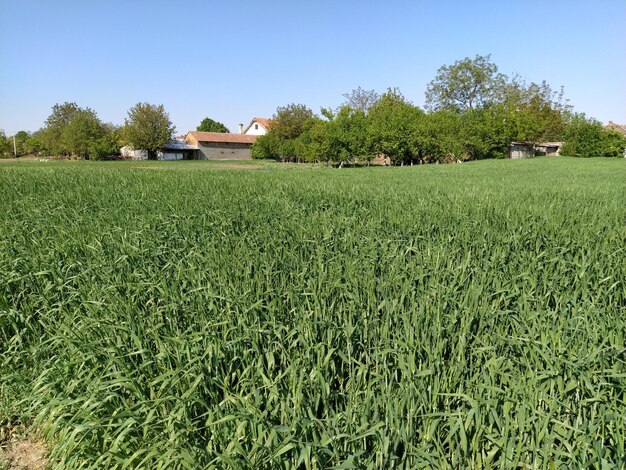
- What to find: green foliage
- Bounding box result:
[368,88,424,164]
[425,54,507,112]
[270,103,315,141]
[88,128,122,160]
[0,158,624,468]
[39,102,83,156]
[61,109,106,159]
[251,57,574,165]
[499,77,569,144]
[251,132,281,160]
[35,103,116,159]
[196,117,230,133]
[123,103,176,160]
[561,114,626,158]
[0,130,10,157]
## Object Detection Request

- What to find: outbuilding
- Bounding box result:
[120,139,198,160]
[184,132,257,160]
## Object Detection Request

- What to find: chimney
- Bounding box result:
[239,123,244,134]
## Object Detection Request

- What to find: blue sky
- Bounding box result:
[1,0,624,135]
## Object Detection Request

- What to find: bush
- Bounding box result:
[561,114,626,158]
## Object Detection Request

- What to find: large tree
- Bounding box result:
[61,109,107,158]
[270,103,315,141]
[123,103,175,159]
[498,77,569,144]
[37,102,112,157]
[40,102,83,155]
[368,88,424,164]
[196,117,229,133]
[561,114,626,158]
[425,54,506,112]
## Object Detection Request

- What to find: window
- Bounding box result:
[254,124,259,130]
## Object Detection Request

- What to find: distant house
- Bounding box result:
[239,117,270,136]
[605,121,626,135]
[184,131,257,160]
[508,141,562,159]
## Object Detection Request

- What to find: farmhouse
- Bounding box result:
[239,117,270,136]
[183,117,271,160]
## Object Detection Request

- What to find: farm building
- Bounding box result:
[119,117,270,161]
[508,141,562,159]
[184,132,258,160]
[120,139,198,160]
[509,142,535,159]
[534,142,562,156]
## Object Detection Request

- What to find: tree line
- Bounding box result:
[0,103,232,160]
[252,55,626,163]
[1,55,624,161]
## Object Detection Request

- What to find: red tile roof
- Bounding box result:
[253,117,270,128]
[186,132,258,144]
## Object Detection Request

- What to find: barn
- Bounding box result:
[184,132,258,160]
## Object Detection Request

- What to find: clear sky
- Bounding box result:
[1,0,624,136]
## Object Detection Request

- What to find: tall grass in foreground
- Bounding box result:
[1,157,625,468]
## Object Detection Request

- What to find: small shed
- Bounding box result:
[509,142,534,159]
[159,140,198,160]
[535,142,562,156]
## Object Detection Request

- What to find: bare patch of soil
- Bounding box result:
[0,436,48,470]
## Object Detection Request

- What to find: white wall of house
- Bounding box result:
[244,121,268,135]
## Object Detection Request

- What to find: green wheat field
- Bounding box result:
[1,157,625,468]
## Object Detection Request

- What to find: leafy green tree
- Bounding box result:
[39,102,83,155]
[561,114,626,158]
[321,106,371,164]
[61,109,106,158]
[425,54,506,112]
[368,88,424,164]
[0,130,10,157]
[419,110,465,162]
[12,131,30,156]
[196,117,229,133]
[89,124,122,160]
[271,103,315,141]
[251,132,281,160]
[499,77,569,144]
[38,102,109,157]
[123,103,176,159]
[295,118,331,163]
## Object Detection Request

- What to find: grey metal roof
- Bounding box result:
[163,139,198,150]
